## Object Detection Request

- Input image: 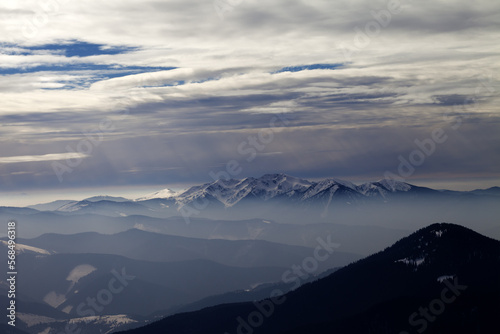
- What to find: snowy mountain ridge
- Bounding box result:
[34,174,496,218]
[149,173,415,208]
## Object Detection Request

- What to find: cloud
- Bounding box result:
[0,153,88,164]
[0,0,498,192]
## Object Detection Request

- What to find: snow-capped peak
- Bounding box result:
[176,174,312,207]
[136,188,180,201]
[326,178,358,190]
[301,178,357,200]
[58,174,425,213]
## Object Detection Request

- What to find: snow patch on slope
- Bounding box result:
[395,257,425,266]
[302,180,339,200]
[68,314,137,326]
[437,275,455,283]
[62,305,73,314]
[66,264,97,284]
[377,179,412,192]
[43,291,66,308]
[1,240,51,255]
[17,313,55,327]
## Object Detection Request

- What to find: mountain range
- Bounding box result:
[37,174,500,211]
[117,223,500,334]
[1,221,499,333]
[1,174,499,333]
[21,174,500,228]
[13,228,360,269]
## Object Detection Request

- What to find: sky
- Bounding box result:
[0,0,499,206]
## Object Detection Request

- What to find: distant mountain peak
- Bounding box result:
[324,178,358,190]
[135,188,180,201]
[374,179,412,192]
[133,174,450,211]
[84,195,130,202]
[55,174,497,220]
[175,173,313,207]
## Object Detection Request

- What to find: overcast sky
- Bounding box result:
[0,0,499,204]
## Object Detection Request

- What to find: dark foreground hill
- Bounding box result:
[118,223,500,334]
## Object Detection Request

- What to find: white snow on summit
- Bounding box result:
[131,174,421,209]
[302,180,340,200]
[177,174,312,207]
[136,188,181,201]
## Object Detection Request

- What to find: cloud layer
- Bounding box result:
[0,0,499,192]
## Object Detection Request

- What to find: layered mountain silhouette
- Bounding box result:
[25,173,499,215]
[15,174,498,231]
[0,250,287,317]
[1,174,499,334]
[0,211,410,255]
[15,228,360,269]
[117,223,500,334]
